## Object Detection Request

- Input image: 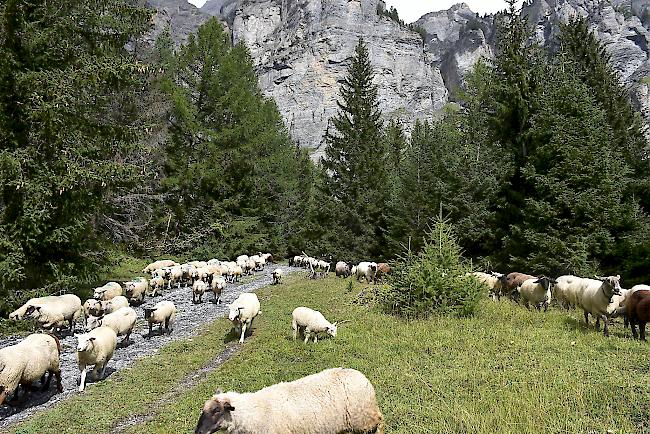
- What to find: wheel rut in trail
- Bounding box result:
[110,344,241,432]
[0,265,299,429]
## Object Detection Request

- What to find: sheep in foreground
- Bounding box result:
[193,279,208,304]
[76,326,117,392]
[517,277,556,311]
[574,275,623,336]
[144,301,177,337]
[93,282,123,301]
[142,259,178,274]
[0,333,63,405]
[626,289,650,340]
[86,307,137,344]
[335,261,350,278]
[195,367,383,434]
[228,293,261,343]
[211,276,226,304]
[271,268,283,285]
[292,307,337,344]
[124,278,148,304]
[24,294,82,332]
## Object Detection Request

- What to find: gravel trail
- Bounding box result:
[0,265,298,428]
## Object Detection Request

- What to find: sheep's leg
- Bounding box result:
[624,315,629,328]
[630,319,639,339]
[239,323,247,343]
[595,316,601,331]
[601,316,609,336]
[0,388,7,405]
[78,367,88,392]
[42,371,53,391]
[292,321,298,340]
[640,322,647,341]
[304,331,310,344]
[54,369,63,392]
[313,334,318,343]
[583,311,589,326]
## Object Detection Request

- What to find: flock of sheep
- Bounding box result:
[470,271,650,338]
[290,254,390,283]
[0,252,280,404]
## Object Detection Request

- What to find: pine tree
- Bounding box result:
[0,0,152,303]
[320,38,390,259]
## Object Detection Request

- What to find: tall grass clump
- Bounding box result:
[381,218,485,318]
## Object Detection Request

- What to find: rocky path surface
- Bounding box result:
[0,265,299,428]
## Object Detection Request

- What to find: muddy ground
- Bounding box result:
[0,265,299,428]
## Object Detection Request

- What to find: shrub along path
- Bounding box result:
[10,276,650,433]
[0,265,296,430]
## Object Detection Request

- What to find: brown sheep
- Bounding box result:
[626,289,650,340]
[500,272,536,299]
[375,263,391,282]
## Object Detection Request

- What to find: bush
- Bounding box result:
[381,218,485,318]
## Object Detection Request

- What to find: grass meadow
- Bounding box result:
[12,274,650,433]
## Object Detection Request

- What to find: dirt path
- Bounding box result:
[0,265,298,428]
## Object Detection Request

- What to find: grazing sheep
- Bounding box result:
[228,293,261,343]
[148,276,165,297]
[195,368,383,434]
[76,326,117,392]
[0,334,63,405]
[271,269,283,285]
[143,301,177,337]
[9,296,59,321]
[291,307,337,344]
[469,272,504,301]
[375,263,391,282]
[356,262,378,284]
[86,307,137,344]
[211,276,226,304]
[335,261,350,278]
[193,279,208,304]
[142,259,179,274]
[573,275,623,336]
[517,277,556,311]
[124,278,149,305]
[626,289,650,340]
[93,282,123,301]
[24,294,82,332]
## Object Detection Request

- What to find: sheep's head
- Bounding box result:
[534,277,557,291]
[24,305,42,319]
[143,307,155,320]
[597,275,622,296]
[76,334,96,352]
[228,306,243,322]
[195,393,234,434]
[86,315,103,331]
[327,323,338,338]
[9,307,24,320]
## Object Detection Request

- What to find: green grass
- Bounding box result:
[13,275,650,433]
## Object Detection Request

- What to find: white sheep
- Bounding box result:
[124,278,149,304]
[164,265,184,289]
[195,368,384,434]
[351,265,358,277]
[93,282,123,301]
[148,276,165,297]
[143,301,177,337]
[24,294,82,332]
[76,326,117,392]
[83,298,103,319]
[228,293,261,343]
[9,296,59,320]
[193,279,208,304]
[271,268,283,285]
[83,296,128,322]
[291,307,337,344]
[142,259,179,274]
[607,288,630,325]
[517,277,556,311]
[335,261,350,278]
[86,307,137,344]
[0,333,63,405]
[574,275,623,336]
[356,262,378,284]
[189,261,208,269]
[211,276,226,304]
[469,272,504,301]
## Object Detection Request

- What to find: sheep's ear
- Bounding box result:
[223,400,235,412]
[89,337,96,342]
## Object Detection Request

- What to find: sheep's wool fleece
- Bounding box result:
[220,368,381,434]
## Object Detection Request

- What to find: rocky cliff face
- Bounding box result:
[145,0,212,46]
[152,0,650,154]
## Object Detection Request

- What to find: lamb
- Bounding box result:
[124,278,148,305]
[356,262,378,284]
[143,301,177,337]
[469,272,504,301]
[335,261,350,278]
[93,282,123,301]
[148,276,165,297]
[195,367,383,434]
[193,279,208,304]
[517,277,556,311]
[76,326,117,392]
[573,275,623,336]
[291,307,337,344]
[0,333,63,405]
[271,268,283,285]
[86,307,137,344]
[211,276,226,304]
[228,293,261,343]
[626,288,650,340]
[142,259,179,274]
[24,294,82,332]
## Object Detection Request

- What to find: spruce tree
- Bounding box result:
[0,0,151,302]
[320,38,389,259]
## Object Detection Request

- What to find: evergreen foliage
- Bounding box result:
[381,218,485,319]
[0,0,152,303]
